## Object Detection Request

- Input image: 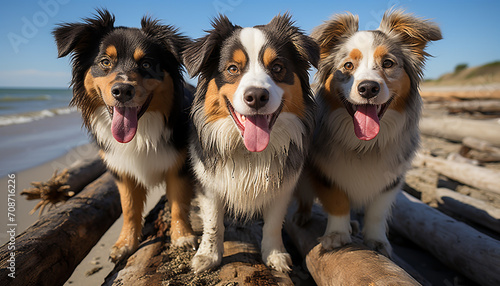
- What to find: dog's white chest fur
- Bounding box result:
[314,109,413,207]
[191,113,305,216]
[91,106,178,187]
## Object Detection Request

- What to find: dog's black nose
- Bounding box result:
[244,87,269,109]
[358,81,380,99]
[111,83,135,103]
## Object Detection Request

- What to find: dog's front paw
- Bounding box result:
[171,235,198,251]
[365,238,392,258]
[109,243,136,263]
[191,252,221,273]
[318,232,352,250]
[264,251,292,273]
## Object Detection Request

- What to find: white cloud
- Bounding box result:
[0,69,71,88]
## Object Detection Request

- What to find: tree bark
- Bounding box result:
[391,191,500,286]
[0,172,120,286]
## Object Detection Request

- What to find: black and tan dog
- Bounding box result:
[53,9,196,262]
[183,14,318,273]
[295,10,441,257]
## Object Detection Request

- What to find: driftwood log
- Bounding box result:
[436,187,500,233]
[463,137,500,154]
[420,89,500,100]
[0,172,120,286]
[104,238,167,286]
[461,136,500,162]
[21,156,106,215]
[426,100,500,114]
[216,220,294,286]
[419,116,500,146]
[104,196,293,285]
[284,202,422,286]
[391,191,500,286]
[413,153,500,195]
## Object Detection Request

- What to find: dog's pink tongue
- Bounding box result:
[243,115,270,152]
[111,106,138,143]
[353,105,380,141]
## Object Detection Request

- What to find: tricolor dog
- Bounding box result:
[53,9,196,262]
[295,10,441,256]
[183,14,318,272]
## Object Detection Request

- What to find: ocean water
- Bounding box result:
[0,88,77,126]
[0,88,91,176]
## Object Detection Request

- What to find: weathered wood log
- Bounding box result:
[419,116,500,146]
[420,89,500,100]
[436,187,500,233]
[430,100,500,113]
[105,196,292,285]
[217,221,293,286]
[446,152,480,165]
[463,136,500,155]
[0,172,120,286]
[413,153,500,195]
[391,191,500,286]
[104,238,166,286]
[21,156,106,215]
[284,202,422,286]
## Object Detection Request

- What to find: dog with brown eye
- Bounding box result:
[183,14,319,273]
[294,10,442,257]
[53,9,196,263]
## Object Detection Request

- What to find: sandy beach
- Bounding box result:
[0,142,166,285]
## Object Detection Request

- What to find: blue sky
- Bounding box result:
[0,0,499,88]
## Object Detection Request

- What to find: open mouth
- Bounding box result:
[341,98,392,141]
[105,93,153,143]
[225,97,283,152]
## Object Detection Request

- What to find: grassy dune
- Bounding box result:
[425,61,500,87]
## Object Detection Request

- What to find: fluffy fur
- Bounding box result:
[295,10,441,256]
[53,9,196,262]
[184,14,318,273]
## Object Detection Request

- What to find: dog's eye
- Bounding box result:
[382,59,394,68]
[272,64,283,74]
[344,62,354,70]
[101,59,111,68]
[141,61,151,69]
[227,65,239,75]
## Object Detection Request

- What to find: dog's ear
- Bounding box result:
[311,13,359,60]
[141,17,190,64]
[267,13,320,69]
[53,9,115,58]
[183,15,237,77]
[378,10,442,62]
